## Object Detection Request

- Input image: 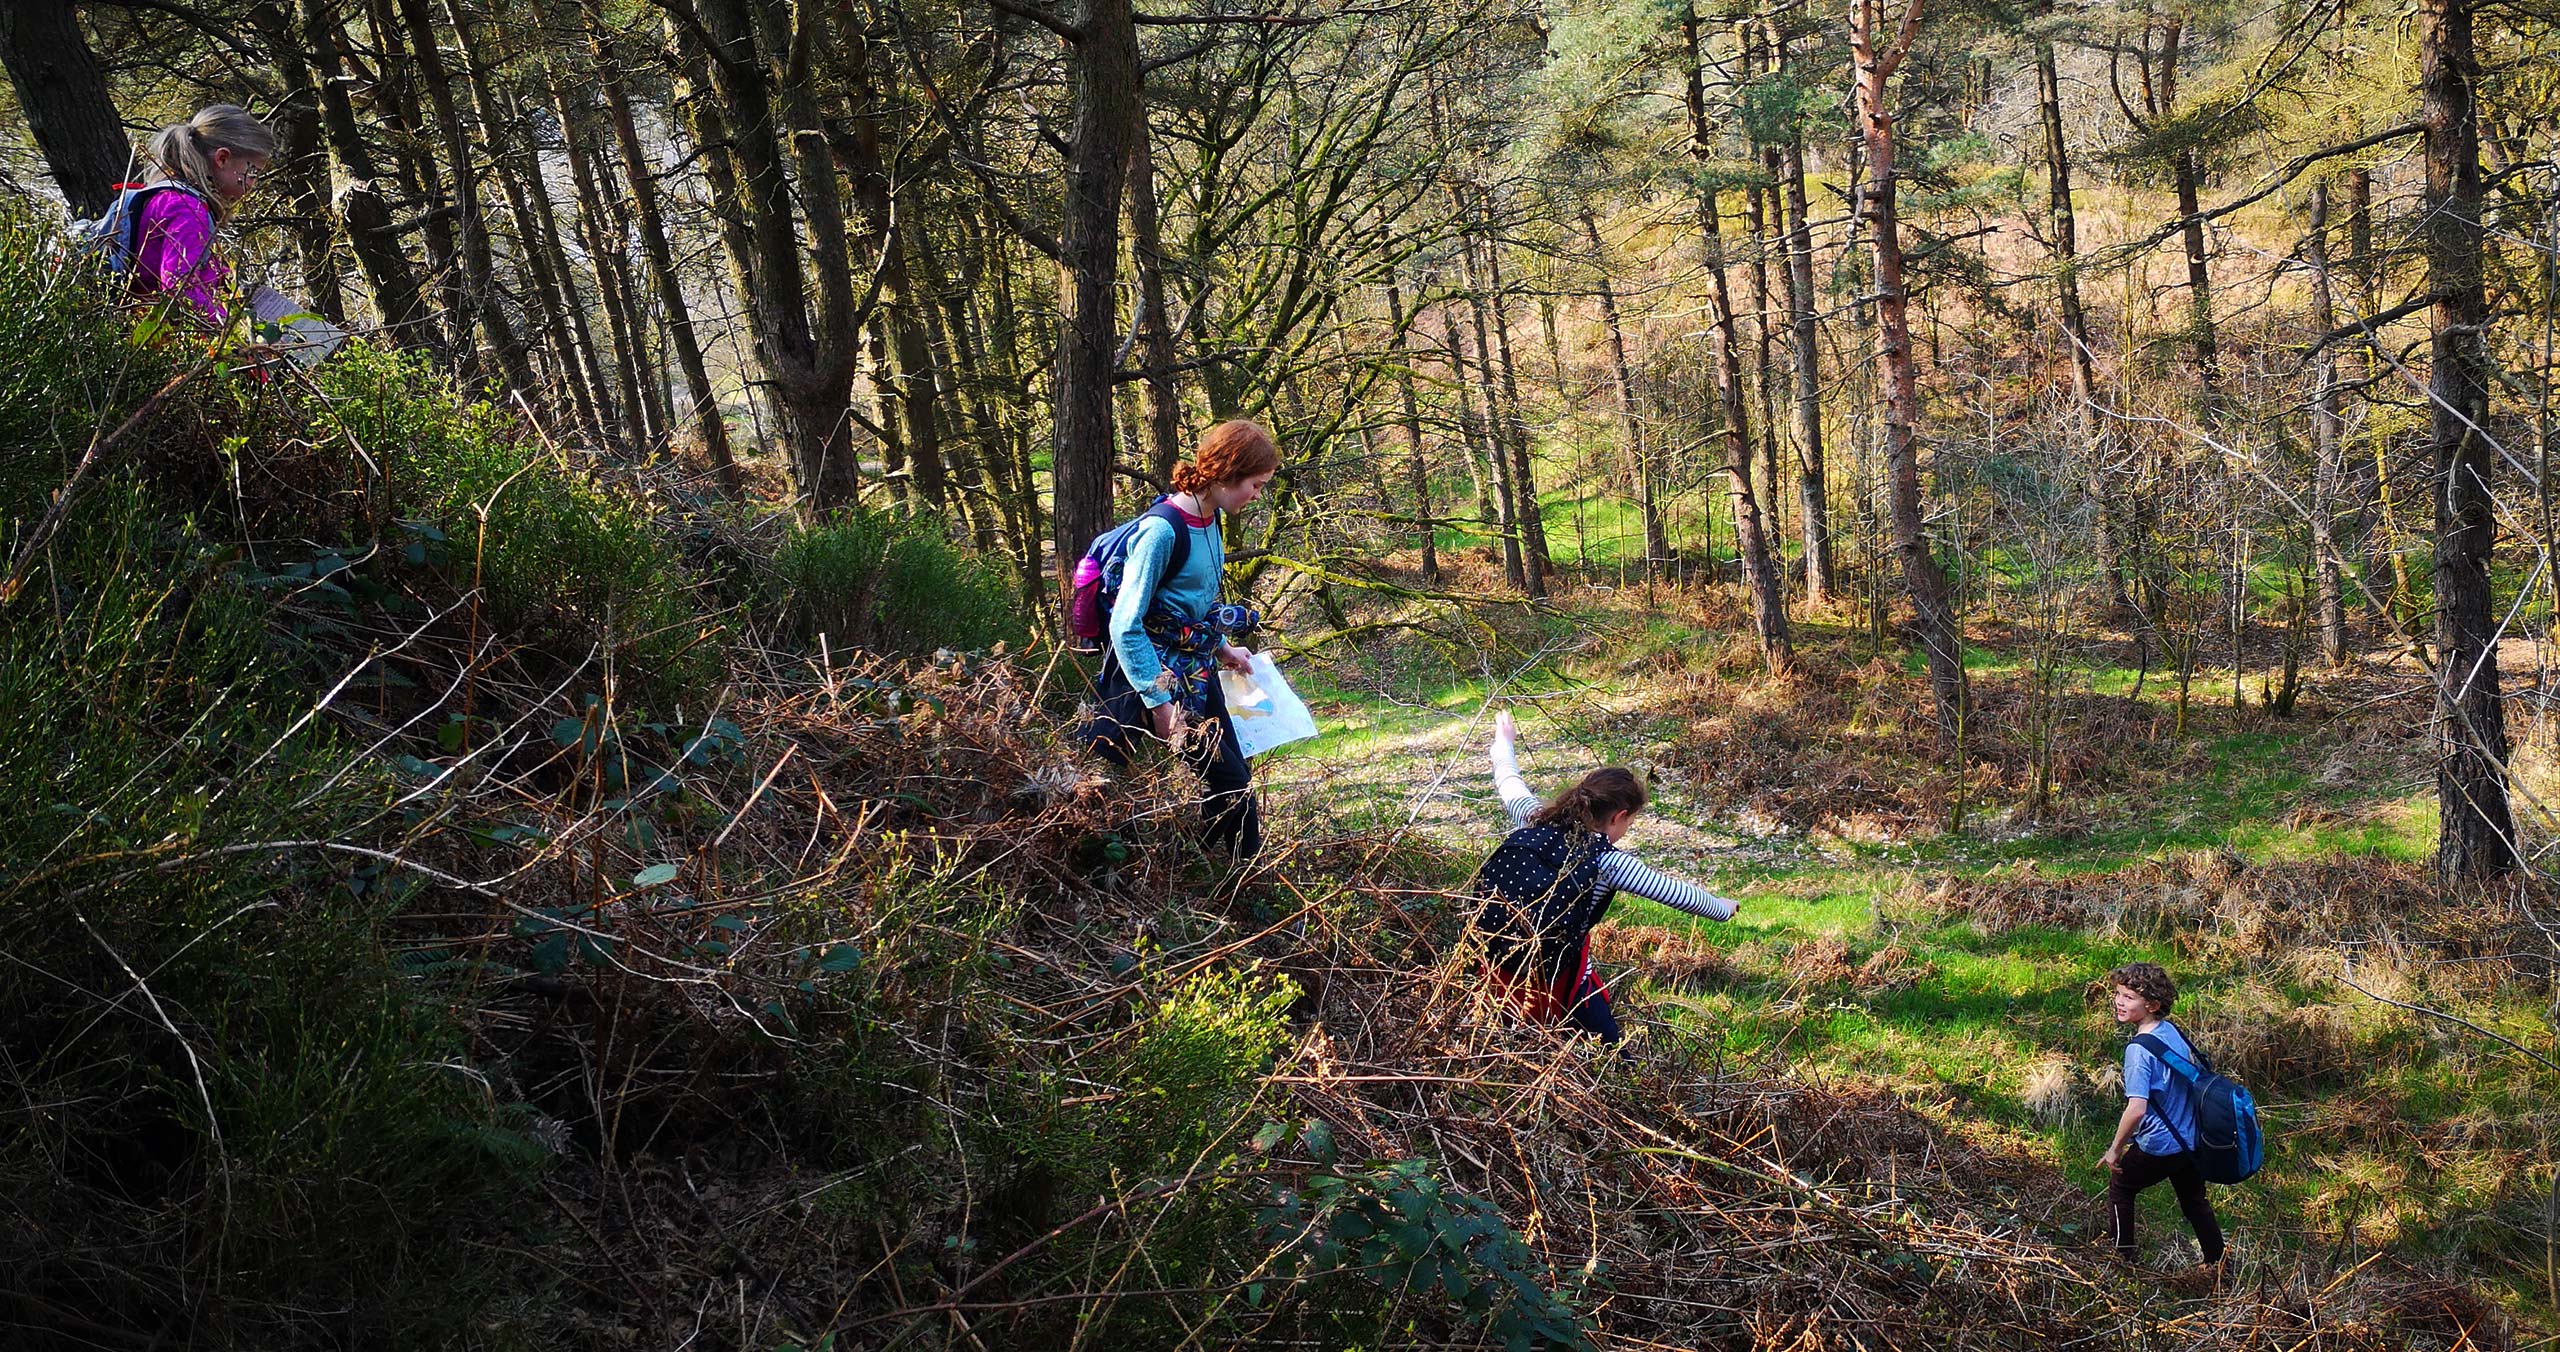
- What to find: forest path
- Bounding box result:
[1256,684,1821,910]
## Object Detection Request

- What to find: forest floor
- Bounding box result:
[1257,567,2560,1330]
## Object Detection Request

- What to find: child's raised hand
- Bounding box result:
[1493,709,1517,746]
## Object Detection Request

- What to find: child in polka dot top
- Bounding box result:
[1472,710,1739,1043]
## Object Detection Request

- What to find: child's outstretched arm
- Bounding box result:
[1488,710,1539,828]
[1595,853,1739,922]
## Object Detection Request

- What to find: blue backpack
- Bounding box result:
[70,181,210,277]
[2133,1029,2264,1184]
[1065,498,1193,652]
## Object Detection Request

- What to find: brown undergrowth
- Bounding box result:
[1574,602,2429,844]
[457,649,2510,1349]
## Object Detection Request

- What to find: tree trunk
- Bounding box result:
[1049,0,1142,588]
[395,0,540,399]
[559,97,660,448]
[367,0,473,361]
[2161,21,2220,414]
[1,0,130,217]
[2343,166,2412,634]
[1581,209,1665,577]
[1850,0,1963,731]
[1385,274,1440,585]
[2036,38,2123,608]
[1128,124,1188,487]
[1478,229,1551,593]
[248,1,348,324]
[1443,309,1505,561]
[2305,181,2350,667]
[1685,2,1790,671]
[509,87,618,444]
[301,0,436,352]
[591,1,738,488]
[1739,31,1787,556]
[2420,0,2518,880]
[912,228,1000,548]
[1457,251,1528,590]
[445,0,599,437]
[1775,94,1831,602]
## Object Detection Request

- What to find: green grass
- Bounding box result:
[1286,617,2553,1314]
[1625,865,2554,1295]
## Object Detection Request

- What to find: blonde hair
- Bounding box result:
[146,105,277,220]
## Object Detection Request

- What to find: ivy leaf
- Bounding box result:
[527,933,571,975]
[817,944,863,974]
[1251,1121,1289,1153]
[632,863,681,887]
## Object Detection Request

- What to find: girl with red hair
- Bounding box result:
[1082,420,1280,862]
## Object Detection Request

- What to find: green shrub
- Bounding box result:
[1259,1157,1592,1349]
[0,487,544,1345]
[312,343,717,697]
[1116,966,1298,1168]
[0,203,181,520]
[775,507,1027,655]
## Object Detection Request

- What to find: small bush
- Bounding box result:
[775,507,1026,655]
[1116,966,1298,1167]
[313,343,717,696]
[0,487,541,1345]
[0,203,181,520]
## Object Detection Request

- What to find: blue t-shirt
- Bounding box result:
[1107,510,1225,708]
[2123,1021,2201,1157]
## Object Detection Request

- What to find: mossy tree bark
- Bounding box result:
[2421,0,2519,881]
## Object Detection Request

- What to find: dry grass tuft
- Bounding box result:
[2020,1054,2087,1126]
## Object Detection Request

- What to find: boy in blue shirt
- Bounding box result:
[2100,962,2225,1275]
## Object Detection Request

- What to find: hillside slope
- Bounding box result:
[0,213,2521,1350]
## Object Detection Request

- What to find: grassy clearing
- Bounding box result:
[1281,586,2559,1325]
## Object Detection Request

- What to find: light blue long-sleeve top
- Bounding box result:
[1109,507,1226,709]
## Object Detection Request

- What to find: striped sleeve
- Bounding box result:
[1488,733,1539,828]
[1596,852,1737,921]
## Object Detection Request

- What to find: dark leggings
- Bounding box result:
[1085,653,1262,863]
[2109,1143,2224,1263]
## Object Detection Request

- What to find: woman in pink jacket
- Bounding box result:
[131,105,276,327]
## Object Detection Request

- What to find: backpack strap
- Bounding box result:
[2134,1028,2213,1080]
[118,182,206,262]
[2130,1032,2199,1154]
[1141,499,1194,590]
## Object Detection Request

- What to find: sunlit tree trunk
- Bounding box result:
[1385,274,1440,585]
[1581,208,1665,577]
[1851,0,1963,730]
[1457,243,1529,590]
[2421,0,2518,880]
[1685,1,1791,672]
[2036,38,2124,608]
[2305,181,2350,667]
[1477,228,1551,593]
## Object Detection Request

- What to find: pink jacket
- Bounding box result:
[132,185,229,326]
